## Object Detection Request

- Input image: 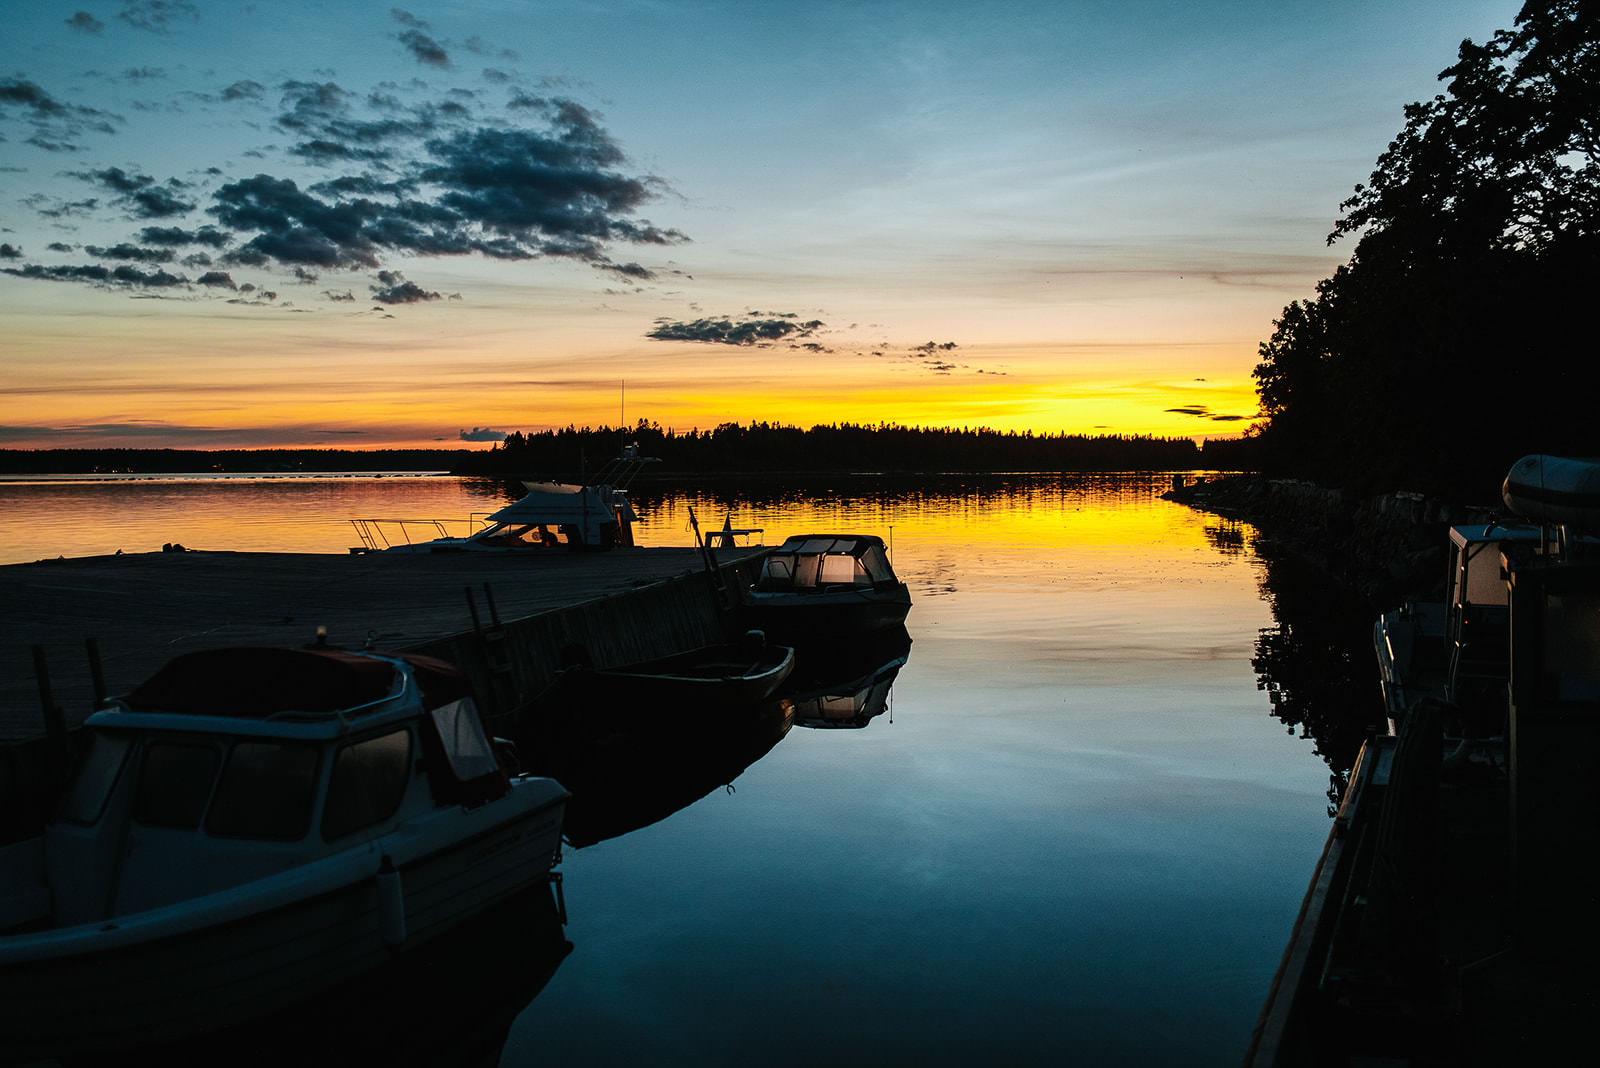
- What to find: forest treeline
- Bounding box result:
[0,425,1239,477]
[0,448,470,475]
[454,421,1218,476]
[1248,0,1598,500]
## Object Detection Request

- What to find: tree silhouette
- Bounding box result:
[1252,1,1600,498]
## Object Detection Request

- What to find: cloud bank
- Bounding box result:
[2,40,687,306]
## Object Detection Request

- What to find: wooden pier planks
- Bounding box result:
[0,547,763,744]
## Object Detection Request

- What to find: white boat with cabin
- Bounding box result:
[350,446,658,553]
[741,534,912,642]
[0,647,568,1059]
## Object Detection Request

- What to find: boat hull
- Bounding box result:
[0,779,566,1059]
[742,586,912,645]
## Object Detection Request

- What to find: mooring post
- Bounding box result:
[32,645,68,778]
[86,637,106,708]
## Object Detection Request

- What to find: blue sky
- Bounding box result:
[1,1,1524,447]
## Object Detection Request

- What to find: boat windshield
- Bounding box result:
[759,539,894,590]
[58,730,133,825]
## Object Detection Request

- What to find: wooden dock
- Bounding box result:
[1,546,765,744]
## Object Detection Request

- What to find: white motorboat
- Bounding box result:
[0,647,568,1059]
[741,534,912,643]
[350,445,658,553]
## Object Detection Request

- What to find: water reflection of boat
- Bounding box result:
[349,446,657,553]
[740,534,912,642]
[92,881,572,1066]
[0,647,569,1061]
[1249,455,1600,1066]
[784,626,912,730]
[536,699,794,848]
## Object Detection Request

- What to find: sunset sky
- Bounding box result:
[2,0,1521,450]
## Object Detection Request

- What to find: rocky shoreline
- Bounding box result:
[1164,473,1502,608]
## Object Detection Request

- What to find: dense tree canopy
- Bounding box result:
[1251,1,1599,499]
[460,421,1203,477]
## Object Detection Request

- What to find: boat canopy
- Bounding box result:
[126,649,402,718]
[122,648,472,720]
[758,535,897,590]
[489,482,636,525]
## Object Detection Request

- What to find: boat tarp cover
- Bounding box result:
[759,535,897,590]
[126,648,398,717]
[487,484,625,524]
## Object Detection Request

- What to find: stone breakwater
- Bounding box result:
[1164,474,1502,607]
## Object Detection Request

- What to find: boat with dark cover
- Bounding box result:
[0,647,568,1060]
[741,534,912,642]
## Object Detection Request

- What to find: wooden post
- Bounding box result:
[32,645,68,777]
[86,637,107,708]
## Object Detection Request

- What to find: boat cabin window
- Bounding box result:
[860,543,894,583]
[1453,541,1509,608]
[430,699,499,782]
[759,539,891,590]
[133,741,221,829]
[418,697,508,807]
[322,728,413,841]
[820,553,857,584]
[206,742,320,841]
[58,730,133,825]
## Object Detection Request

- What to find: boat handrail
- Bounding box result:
[349,517,473,550]
[249,661,413,726]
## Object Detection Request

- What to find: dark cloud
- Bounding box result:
[398,29,450,68]
[23,193,100,218]
[465,38,519,62]
[66,12,105,33]
[207,97,681,274]
[195,270,237,289]
[2,262,186,288]
[0,243,20,259]
[370,270,440,304]
[117,1,200,35]
[85,242,176,263]
[11,72,683,299]
[911,341,959,354]
[0,420,368,446]
[0,77,121,150]
[69,167,196,218]
[46,241,75,253]
[1165,406,1249,422]
[221,80,266,102]
[459,427,506,442]
[3,263,114,283]
[647,315,824,346]
[138,224,231,247]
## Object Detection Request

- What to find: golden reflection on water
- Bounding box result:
[0,472,1251,590]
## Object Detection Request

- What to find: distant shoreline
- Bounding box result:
[1,432,1257,477]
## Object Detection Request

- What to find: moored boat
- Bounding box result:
[568,633,796,712]
[0,646,568,1059]
[1250,455,1600,1065]
[350,445,658,553]
[740,534,912,643]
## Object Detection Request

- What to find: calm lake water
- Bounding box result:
[0,472,1375,1065]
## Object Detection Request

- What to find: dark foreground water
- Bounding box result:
[2,472,1379,1065]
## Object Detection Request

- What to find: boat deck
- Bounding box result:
[0,547,760,744]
